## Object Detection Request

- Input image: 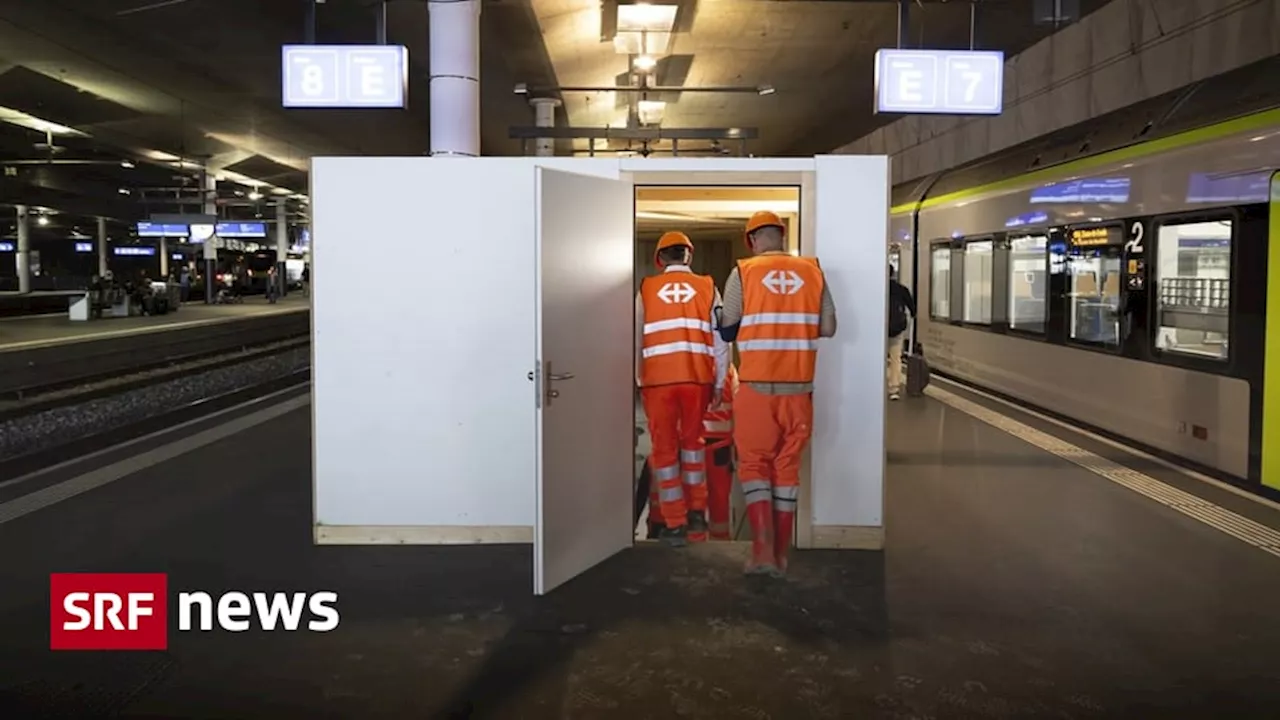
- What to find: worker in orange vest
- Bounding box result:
[718,211,837,576]
[647,362,738,540]
[636,231,730,546]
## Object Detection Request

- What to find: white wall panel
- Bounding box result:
[311,157,538,533]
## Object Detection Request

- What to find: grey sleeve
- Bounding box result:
[721,268,744,327]
[819,275,837,338]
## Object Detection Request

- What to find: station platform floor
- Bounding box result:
[2,379,1279,718]
[0,294,309,353]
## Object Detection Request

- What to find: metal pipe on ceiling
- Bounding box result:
[508,126,758,140]
[521,85,773,95]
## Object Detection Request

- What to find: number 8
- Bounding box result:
[301,65,324,96]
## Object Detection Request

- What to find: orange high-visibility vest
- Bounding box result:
[639,271,716,387]
[703,366,737,438]
[736,255,824,383]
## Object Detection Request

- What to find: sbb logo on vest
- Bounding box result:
[49,573,340,651]
[761,269,805,295]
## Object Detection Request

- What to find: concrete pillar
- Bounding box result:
[159,237,169,278]
[531,97,560,157]
[203,174,218,303]
[96,216,108,276]
[15,205,30,294]
[275,201,288,298]
[427,0,481,157]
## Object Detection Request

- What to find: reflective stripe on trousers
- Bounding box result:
[772,484,799,512]
[740,478,771,507]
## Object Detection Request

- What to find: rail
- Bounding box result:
[0,309,310,398]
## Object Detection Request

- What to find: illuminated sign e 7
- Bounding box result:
[874,48,1004,115]
[1069,226,1120,246]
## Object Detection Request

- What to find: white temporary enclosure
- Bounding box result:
[310,156,890,595]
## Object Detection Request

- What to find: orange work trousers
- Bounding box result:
[732,383,812,513]
[641,383,712,528]
[650,435,733,537]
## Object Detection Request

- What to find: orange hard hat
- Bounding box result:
[744,210,784,248]
[654,230,694,267]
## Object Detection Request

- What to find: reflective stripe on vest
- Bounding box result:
[736,255,824,383]
[640,272,716,386]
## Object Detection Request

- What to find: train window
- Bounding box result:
[1008,234,1047,333]
[1066,244,1122,347]
[930,245,951,319]
[962,240,993,324]
[1153,219,1231,361]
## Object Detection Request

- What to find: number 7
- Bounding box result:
[961,71,981,102]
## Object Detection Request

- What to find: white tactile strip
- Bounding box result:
[925,385,1280,560]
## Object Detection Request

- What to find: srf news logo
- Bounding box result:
[49,573,339,651]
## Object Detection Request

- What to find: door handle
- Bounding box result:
[549,372,575,381]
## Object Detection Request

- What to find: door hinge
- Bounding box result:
[528,362,542,409]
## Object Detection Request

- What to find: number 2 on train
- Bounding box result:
[1124,221,1144,254]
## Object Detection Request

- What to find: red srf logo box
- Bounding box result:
[49,573,168,650]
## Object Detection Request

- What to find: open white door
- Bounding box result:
[534,167,636,595]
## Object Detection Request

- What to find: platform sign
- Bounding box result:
[114,246,156,256]
[74,242,93,253]
[137,222,189,237]
[215,222,267,238]
[0,242,13,252]
[282,45,408,109]
[874,48,1004,115]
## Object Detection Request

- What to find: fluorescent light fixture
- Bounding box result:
[146,150,180,162]
[513,83,528,95]
[633,55,658,72]
[757,85,775,96]
[0,107,87,137]
[637,100,666,125]
[613,31,671,55]
[617,3,678,33]
[36,216,49,226]
[248,191,263,200]
[120,160,135,169]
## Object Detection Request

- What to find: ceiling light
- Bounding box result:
[146,150,180,162]
[757,85,775,96]
[633,55,658,72]
[637,100,666,126]
[118,188,131,195]
[613,31,671,55]
[36,216,49,226]
[617,3,678,33]
[248,191,263,200]
[513,83,528,95]
[120,160,135,169]
[0,107,87,137]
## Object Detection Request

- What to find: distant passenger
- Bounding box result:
[719,211,837,577]
[301,264,310,297]
[887,266,916,401]
[636,231,730,547]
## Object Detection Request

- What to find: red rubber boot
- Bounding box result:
[706,456,733,540]
[743,503,778,576]
[773,510,796,576]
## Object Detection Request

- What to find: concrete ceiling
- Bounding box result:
[0,0,1108,233]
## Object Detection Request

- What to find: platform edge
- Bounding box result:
[314,524,533,545]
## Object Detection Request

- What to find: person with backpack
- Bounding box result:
[887,266,917,401]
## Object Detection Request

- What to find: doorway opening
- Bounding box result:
[631,184,802,544]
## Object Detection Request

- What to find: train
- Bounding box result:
[889,106,1280,499]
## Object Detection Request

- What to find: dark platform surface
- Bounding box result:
[2,389,1280,719]
[0,295,308,353]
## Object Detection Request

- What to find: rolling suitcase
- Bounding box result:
[905,318,930,397]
